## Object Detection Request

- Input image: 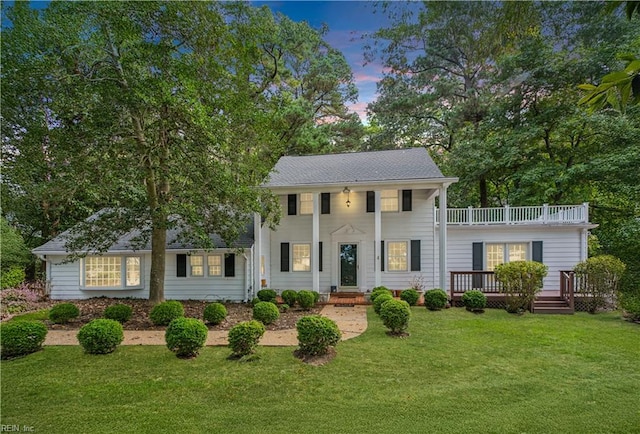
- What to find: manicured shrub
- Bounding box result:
[228,320,265,357]
[281,290,298,307]
[104,304,133,323]
[620,292,640,322]
[250,298,261,306]
[0,320,47,359]
[370,286,392,303]
[400,288,420,306]
[424,288,448,311]
[0,266,26,290]
[495,261,548,313]
[373,293,394,315]
[462,290,487,312]
[77,319,124,354]
[380,299,411,334]
[296,315,341,356]
[49,302,80,324]
[165,317,208,358]
[253,301,280,325]
[257,289,278,303]
[311,291,320,304]
[149,300,184,326]
[203,302,227,325]
[279,303,290,313]
[574,255,627,313]
[297,290,316,310]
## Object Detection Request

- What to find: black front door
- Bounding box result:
[339,243,358,287]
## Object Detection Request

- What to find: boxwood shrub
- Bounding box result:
[253,301,280,324]
[228,320,265,357]
[77,319,124,354]
[0,320,48,359]
[165,317,209,358]
[297,290,316,310]
[104,304,133,323]
[311,291,320,304]
[281,290,298,307]
[257,289,278,303]
[380,299,411,334]
[150,300,184,326]
[49,302,80,324]
[620,292,640,322]
[296,315,341,356]
[400,289,420,306]
[373,293,394,315]
[203,302,227,325]
[462,290,487,312]
[424,288,448,311]
[370,287,392,303]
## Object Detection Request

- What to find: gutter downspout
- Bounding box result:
[243,251,250,303]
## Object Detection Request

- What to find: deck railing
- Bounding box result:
[449,271,503,299]
[436,203,589,225]
[559,270,575,311]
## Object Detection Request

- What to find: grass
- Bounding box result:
[7,309,49,322]
[2,308,639,433]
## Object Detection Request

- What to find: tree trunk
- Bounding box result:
[148,222,167,304]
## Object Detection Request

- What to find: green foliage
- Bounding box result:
[462,290,487,312]
[495,261,548,313]
[1,266,26,290]
[370,287,392,303]
[77,319,124,355]
[257,289,277,304]
[227,320,265,357]
[49,303,80,324]
[574,255,627,313]
[380,299,411,334]
[400,289,420,306]
[149,301,184,326]
[296,315,341,356]
[279,303,290,313]
[620,292,640,322]
[252,301,280,325]
[0,217,31,274]
[203,302,227,325]
[424,289,448,311]
[0,320,47,359]
[311,291,320,304]
[281,290,298,307]
[373,293,394,315]
[297,290,316,310]
[103,304,133,323]
[165,317,208,358]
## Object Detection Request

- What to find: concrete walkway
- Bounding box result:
[44,305,368,347]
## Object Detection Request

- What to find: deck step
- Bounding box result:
[533,296,574,314]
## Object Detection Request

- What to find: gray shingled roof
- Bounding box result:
[264,147,444,187]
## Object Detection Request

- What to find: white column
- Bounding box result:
[253,212,262,298]
[374,190,382,287]
[438,185,448,291]
[312,192,320,292]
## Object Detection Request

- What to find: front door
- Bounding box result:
[339,243,358,288]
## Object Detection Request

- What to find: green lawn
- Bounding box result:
[2,308,639,434]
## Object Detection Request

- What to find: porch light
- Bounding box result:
[343,187,351,207]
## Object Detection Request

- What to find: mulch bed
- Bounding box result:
[46,298,322,331]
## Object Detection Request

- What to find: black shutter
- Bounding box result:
[224,254,235,277]
[381,240,385,271]
[319,242,323,272]
[532,241,543,263]
[402,190,412,212]
[472,242,483,289]
[366,191,375,212]
[287,194,297,215]
[177,254,187,277]
[411,240,421,271]
[321,193,330,214]
[280,242,290,272]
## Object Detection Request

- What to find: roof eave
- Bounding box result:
[263,177,459,192]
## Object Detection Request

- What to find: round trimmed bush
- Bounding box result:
[203,302,227,325]
[297,290,316,310]
[380,299,411,334]
[311,291,320,304]
[400,289,420,306]
[462,290,487,312]
[228,320,265,357]
[281,290,298,307]
[370,287,392,303]
[279,303,290,313]
[257,289,278,303]
[150,300,184,326]
[424,289,448,311]
[253,301,280,325]
[165,317,208,358]
[104,304,132,323]
[296,315,341,356]
[77,319,124,354]
[0,320,48,359]
[373,293,394,314]
[49,302,80,324]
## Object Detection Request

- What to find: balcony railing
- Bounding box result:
[436,203,589,225]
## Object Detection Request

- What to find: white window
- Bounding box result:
[190,255,204,277]
[292,243,311,272]
[381,190,398,212]
[84,256,142,288]
[207,255,222,276]
[387,241,408,271]
[486,243,528,271]
[300,193,313,215]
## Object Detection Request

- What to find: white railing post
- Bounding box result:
[504,204,510,224]
[468,206,473,225]
[543,203,549,224]
[583,202,589,223]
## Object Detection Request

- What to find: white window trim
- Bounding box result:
[292,243,311,272]
[189,254,205,277]
[381,189,399,213]
[80,255,144,290]
[207,254,223,277]
[299,193,313,215]
[386,240,409,272]
[485,242,530,271]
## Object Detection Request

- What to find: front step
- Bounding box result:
[533,296,574,314]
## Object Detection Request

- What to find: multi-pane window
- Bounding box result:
[381,190,399,212]
[387,241,408,271]
[190,255,204,277]
[292,243,311,272]
[126,257,141,286]
[486,243,528,271]
[299,193,313,215]
[84,256,141,288]
[207,255,222,276]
